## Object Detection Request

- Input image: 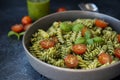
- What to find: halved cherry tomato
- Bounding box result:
[40,40,55,49]
[114,48,120,59]
[64,54,78,68]
[95,19,108,28]
[72,44,87,55]
[11,24,24,33]
[81,27,87,37]
[98,53,112,64]
[21,16,32,25]
[117,34,120,43]
[57,7,67,12]
[23,24,31,31]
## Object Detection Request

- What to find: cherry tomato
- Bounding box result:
[117,34,120,43]
[40,40,55,49]
[81,27,87,37]
[11,24,24,33]
[23,24,31,31]
[72,44,87,55]
[51,36,58,43]
[95,19,108,28]
[114,48,120,59]
[57,7,67,12]
[64,54,78,68]
[21,16,32,25]
[98,53,112,64]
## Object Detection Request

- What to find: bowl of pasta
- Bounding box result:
[23,11,120,80]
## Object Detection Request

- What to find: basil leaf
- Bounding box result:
[85,30,91,39]
[60,22,72,32]
[86,38,94,45]
[74,37,86,44]
[8,31,20,40]
[72,24,84,32]
[93,37,103,42]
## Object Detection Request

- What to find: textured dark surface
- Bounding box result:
[0,0,120,80]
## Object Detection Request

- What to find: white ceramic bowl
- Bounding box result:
[23,11,120,80]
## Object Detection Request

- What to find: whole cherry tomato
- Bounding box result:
[98,53,112,64]
[11,24,24,33]
[64,54,78,68]
[95,19,108,28]
[23,24,31,31]
[72,44,87,55]
[114,48,120,59]
[57,7,67,12]
[21,16,32,25]
[40,40,55,49]
[117,34,120,43]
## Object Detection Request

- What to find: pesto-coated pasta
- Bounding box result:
[29,19,120,70]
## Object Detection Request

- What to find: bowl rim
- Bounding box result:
[23,10,120,72]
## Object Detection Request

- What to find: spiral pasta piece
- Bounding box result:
[74,19,94,28]
[70,32,77,42]
[56,28,64,43]
[84,47,102,60]
[85,59,101,70]
[77,55,90,69]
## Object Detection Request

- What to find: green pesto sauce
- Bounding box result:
[27,0,50,21]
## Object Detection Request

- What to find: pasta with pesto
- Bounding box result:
[29,18,120,70]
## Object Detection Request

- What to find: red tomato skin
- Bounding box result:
[95,19,108,28]
[114,48,120,59]
[81,27,87,37]
[40,40,55,49]
[72,44,87,55]
[21,16,32,25]
[98,53,112,64]
[64,54,78,68]
[23,24,31,31]
[11,24,24,33]
[57,7,67,12]
[117,34,120,43]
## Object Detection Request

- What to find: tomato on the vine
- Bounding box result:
[21,16,32,25]
[64,54,78,68]
[72,44,87,55]
[23,24,31,31]
[98,53,112,64]
[11,24,24,33]
[57,7,67,12]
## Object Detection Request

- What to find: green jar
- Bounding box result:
[27,0,50,21]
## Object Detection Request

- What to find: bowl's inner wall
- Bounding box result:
[24,11,120,52]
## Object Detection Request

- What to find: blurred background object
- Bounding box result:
[78,3,98,12]
[27,0,50,21]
